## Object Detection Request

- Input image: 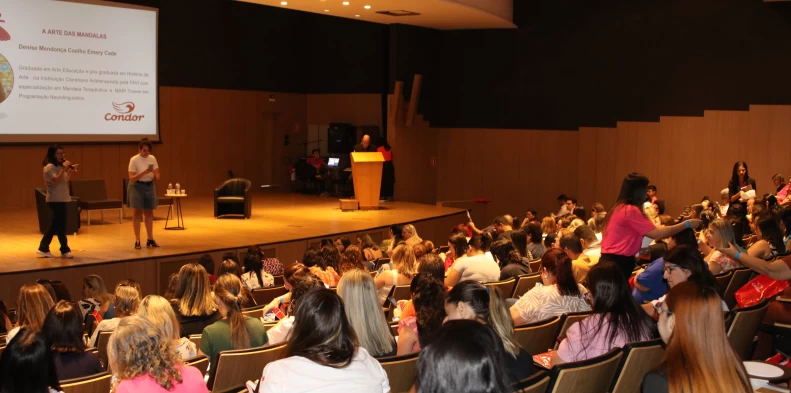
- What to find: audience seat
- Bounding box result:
[714,270,734,297]
[722,268,752,310]
[242,304,267,319]
[37,279,72,302]
[512,273,541,298]
[554,312,593,350]
[189,334,201,349]
[207,343,287,393]
[184,355,210,376]
[96,331,113,366]
[727,299,769,359]
[513,371,551,393]
[484,278,516,299]
[514,316,562,356]
[385,284,411,308]
[69,179,122,226]
[60,371,112,393]
[214,178,252,219]
[437,245,450,254]
[84,313,98,336]
[251,286,288,306]
[529,259,542,273]
[545,348,623,393]
[375,258,391,270]
[377,352,419,393]
[609,339,665,393]
[272,275,284,286]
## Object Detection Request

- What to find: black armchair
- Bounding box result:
[34,188,80,234]
[214,178,252,219]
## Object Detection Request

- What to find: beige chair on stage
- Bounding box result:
[350,152,384,210]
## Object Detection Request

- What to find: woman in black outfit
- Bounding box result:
[37,145,76,259]
[727,161,757,204]
[40,301,103,379]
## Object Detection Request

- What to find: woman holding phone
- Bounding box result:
[128,138,160,249]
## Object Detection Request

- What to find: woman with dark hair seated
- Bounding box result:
[552,262,656,365]
[632,226,696,304]
[446,281,533,383]
[303,248,340,287]
[445,234,499,287]
[396,274,447,355]
[0,328,61,393]
[414,320,510,393]
[259,288,390,392]
[41,301,103,380]
[641,245,724,316]
[264,264,325,345]
[642,282,751,393]
[491,239,530,280]
[241,253,275,290]
[510,248,591,326]
[749,211,785,260]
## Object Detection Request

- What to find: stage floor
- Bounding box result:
[0,191,463,275]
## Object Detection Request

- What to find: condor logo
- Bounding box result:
[105,101,145,121]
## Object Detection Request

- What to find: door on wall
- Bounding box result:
[306,125,329,157]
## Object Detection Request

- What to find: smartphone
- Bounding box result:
[388,297,398,307]
[148,164,154,170]
[272,307,286,320]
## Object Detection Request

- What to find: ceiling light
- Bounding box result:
[355,14,360,17]
[324,9,330,12]
[343,1,350,5]
[280,1,287,4]
[364,5,371,9]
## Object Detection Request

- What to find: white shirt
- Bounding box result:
[265,316,295,346]
[512,284,591,324]
[651,293,729,312]
[6,326,20,344]
[259,348,390,393]
[128,153,159,182]
[451,253,500,283]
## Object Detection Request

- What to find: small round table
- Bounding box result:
[164,193,187,230]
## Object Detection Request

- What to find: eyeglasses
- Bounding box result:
[663,265,681,275]
[653,302,673,316]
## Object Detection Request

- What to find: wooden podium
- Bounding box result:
[350,152,385,210]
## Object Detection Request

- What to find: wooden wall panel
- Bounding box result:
[306,94,383,127]
[391,115,438,205]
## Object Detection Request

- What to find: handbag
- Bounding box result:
[734,274,790,308]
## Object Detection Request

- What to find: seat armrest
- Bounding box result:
[777,297,791,304]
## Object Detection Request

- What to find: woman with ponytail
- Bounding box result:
[642,281,751,393]
[510,248,591,326]
[445,280,533,383]
[199,274,268,367]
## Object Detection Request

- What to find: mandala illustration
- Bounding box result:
[0,53,12,104]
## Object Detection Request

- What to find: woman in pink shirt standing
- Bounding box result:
[108,316,208,393]
[600,173,701,280]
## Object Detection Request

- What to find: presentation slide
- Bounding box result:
[0,0,157,143]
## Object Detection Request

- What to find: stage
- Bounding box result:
[0,191,466,305]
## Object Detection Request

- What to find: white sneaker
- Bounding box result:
[61,252,74,259]
[36,250,55,258]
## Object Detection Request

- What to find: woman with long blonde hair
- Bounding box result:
[402,224,423,246]
[137,295,197,360]
[108,316,208,393]
[642,281,751,393]
[374,244,417,305]
[337,269,396,357]
[541,216,557,237]
[704,218,745,274]
[171,263,220,336]
[78,274,115,320]
[5,283,54,344]
[89,284,140,346]
[198,274,268,367]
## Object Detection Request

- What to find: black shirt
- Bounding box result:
[641,369,668,393]
[54,351,104,380]
[504,346,534,383]
[353,143,377,152]
[500,262,531,281]
[171,302,222,337]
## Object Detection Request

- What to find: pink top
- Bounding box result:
[398,316,421,353]
[557,314,644,362]
[778,184,791,203]
[601,205,656,256]
[306,157,326,171]
[115,365,208,393]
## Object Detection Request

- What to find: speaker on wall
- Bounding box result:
[328,123,356,154]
